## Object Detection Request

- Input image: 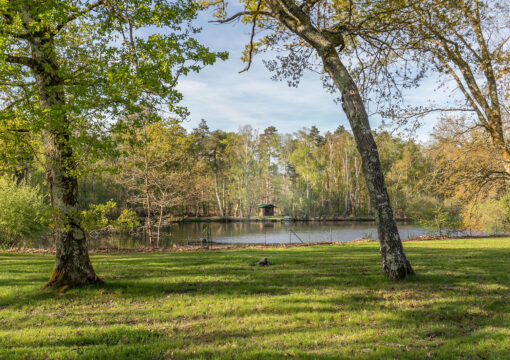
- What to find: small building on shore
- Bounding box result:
[258,204,276,217]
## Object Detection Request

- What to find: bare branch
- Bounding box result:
[239,0,263,74]
[209,10,273,24]
[492,33,510,58]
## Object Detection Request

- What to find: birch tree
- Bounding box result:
[380,0,510,179]
[211,0,414,279]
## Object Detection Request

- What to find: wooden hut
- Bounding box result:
[258,204,276,217]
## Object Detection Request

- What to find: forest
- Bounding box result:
[1,115,509,248]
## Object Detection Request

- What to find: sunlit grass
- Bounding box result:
[1,238,510,359]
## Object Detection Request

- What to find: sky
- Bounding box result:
[176,6,448,140]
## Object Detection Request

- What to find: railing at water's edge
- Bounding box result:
[201,224,212,248]
[183,224,213,248]
[289,229,305,244]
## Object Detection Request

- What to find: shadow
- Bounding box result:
[1,241,510,359]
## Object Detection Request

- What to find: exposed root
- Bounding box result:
[44,268,103,293]
[384,259,415,280]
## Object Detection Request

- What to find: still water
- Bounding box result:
[73,221,429,249]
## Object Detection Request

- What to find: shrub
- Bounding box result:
[407,197,464,235]
[0,177,51,248]
[80,200,140,232]
[467,193,510,234]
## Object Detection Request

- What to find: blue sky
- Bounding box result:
[177,7,447,139]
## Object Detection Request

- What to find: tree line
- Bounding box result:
[1,0,509,288]
[3,115,509,249]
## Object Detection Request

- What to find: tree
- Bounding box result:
[386,0,510,178]
[212,0,414,279]
[289,127,326,217]
[258,126,279,204]
[204,129,230,217]
[120,120,190,247]
[0,0,225,290]
[229,125,261,218]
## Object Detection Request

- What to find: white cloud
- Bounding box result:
[176,7,449,138]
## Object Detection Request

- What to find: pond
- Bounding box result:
[39,221,430,249]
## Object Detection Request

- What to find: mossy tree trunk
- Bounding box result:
[29,32,100,291]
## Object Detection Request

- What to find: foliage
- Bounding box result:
[119,120,194,246]
[407,197,464,235]
[2,238,510,358]
[75,121,437,223]
[467,193,510,234]
[0,177,50,247]
[114,209,141,232]
[0,0,228,162]
[80,200,139,232]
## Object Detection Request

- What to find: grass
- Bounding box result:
[1,238,510,359]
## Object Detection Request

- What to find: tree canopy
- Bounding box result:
[0,0,226,290]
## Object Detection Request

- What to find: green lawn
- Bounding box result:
[1,238,510,359]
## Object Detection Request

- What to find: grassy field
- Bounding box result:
[1,238,510,359]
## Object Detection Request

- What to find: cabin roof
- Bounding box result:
[258,203,276,208]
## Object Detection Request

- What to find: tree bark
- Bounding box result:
[214,174,225,216]
[157,204,163,248]
[142,136,153,247]
[29,34,100,291]
[260,0,414,278]
[320,49,414,279]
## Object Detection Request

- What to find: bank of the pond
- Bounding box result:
[178,216,410,223]
[1,237,510,359]
[4,234,509,255]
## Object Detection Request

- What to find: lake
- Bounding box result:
[55,221,430,249]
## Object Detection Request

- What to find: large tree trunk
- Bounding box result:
[29,35,100,291]
[321,49,414,280]
[262,0,414,279]
[486,123,510,178]
[42,130,100,291]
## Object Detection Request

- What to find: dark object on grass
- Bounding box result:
[256,257,271,266]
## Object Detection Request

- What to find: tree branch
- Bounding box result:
[54,0,106,34]
[239,0,263,73]
[2,54,36,68]
[209,10,273,24]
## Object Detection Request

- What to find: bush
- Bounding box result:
[467,193,510,234]
[0,177,51,248]
[80,200,140,232]
[407,197,464,235]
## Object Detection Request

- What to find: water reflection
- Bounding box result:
[24,222,432,249]
[75,221,428,249]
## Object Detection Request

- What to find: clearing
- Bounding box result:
[1,238,509,359]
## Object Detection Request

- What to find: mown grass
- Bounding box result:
[1,238,510,359]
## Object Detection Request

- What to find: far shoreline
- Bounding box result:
[177,216,412,223]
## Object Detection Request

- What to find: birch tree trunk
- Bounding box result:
[144,151,153,247]
[214,174,225,216]
[321,50,414,279]
[262,0,414,279]
[157,205,163,248]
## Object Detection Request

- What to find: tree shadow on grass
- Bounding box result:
[2,245,510,304]
[2,244,510,359]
